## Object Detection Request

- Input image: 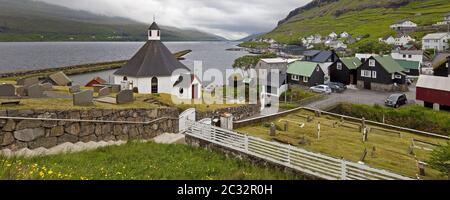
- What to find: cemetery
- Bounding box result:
[235,109,449,179]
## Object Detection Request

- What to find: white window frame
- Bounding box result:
[337,62,342,70]
[361,70,372,78]
[372,71,377,79]
[303,76,309,83]
[395,75,402,79]
[292,75,300,81]
[369,59,376,67]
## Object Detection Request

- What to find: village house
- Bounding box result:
[395,59,421,76]
[113,22,202,99]
[390,20,417,31]
[85,76,107,87]
[302,50,339,78]
[355,53,379,63]
[431,53,450,77]
[255,58,297,97]
[416,75,450,111]
[356,55,408,92]
[287,61,325,87]
[434,12,450,25]
[328,32,338,40]
[329,57,362,85]
[391,50,423,63]
[379,34,415,46]
[328,40,347,49]
[422,32,450,52]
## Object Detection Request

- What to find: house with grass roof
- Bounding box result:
[394,59,421,76]
[329,57,362,85]
[287,61,325,87]
[356,55,408,92]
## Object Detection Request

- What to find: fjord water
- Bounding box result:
[0,42,247,85]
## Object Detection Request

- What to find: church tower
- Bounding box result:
[148,22,161,40]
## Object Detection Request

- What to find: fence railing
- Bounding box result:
[186,121,413,180]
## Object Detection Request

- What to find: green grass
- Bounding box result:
[264,0,450,46]
[331,103,450,136]
[236,109,449,180]
[0,141,301,180]
[237,41,270,49]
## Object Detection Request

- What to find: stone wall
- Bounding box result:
[196,104,261,121]
[0,108,179,150]
[357,81,408,92]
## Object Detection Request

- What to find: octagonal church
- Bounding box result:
[113,22,201,99]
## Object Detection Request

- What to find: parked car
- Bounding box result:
[310,85,332,94]
[326,82,347,93]
[385,94,408,108]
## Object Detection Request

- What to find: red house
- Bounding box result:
[85,77,107,87]
[416,75,450,111]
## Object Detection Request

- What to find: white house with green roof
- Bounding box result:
[357,55,408,92]
[287,61,325,87]
[394,59,421,76]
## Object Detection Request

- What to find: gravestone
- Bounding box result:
[98,87,110,97]
[298,136,308,145]
[315,110,321,117]
[417,161,426,176]
[407,145,415,155]
[73,90,94,106]
[116,90,133,104]
[0,84,16,97]
[16,86,27,97]
[41,83,53,91]
[93,85,105,93]
[371,146,377,158]
[27,84,45,98]
[361,117,366,133]
[362,128,368,142]
[317,122,321,139]
[110,84,121,93]
[269,123,276,136]
[307,115,314,122]
[69,85,81,94]
[284,121,288,132]
[17,76,40,86]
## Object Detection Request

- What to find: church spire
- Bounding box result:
[148,20,161,41]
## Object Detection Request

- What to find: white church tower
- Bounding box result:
[148,22,161,40]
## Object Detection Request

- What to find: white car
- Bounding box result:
[310,85,332,94]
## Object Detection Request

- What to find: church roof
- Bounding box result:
[149,22,160,30]
[114,40,190,77]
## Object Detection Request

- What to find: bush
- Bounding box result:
[429,143,450,177]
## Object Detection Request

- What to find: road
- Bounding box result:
[306,86,417,110]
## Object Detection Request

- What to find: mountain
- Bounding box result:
[236,33,266,42]
[0,0,226,42]
[263,0,450,45]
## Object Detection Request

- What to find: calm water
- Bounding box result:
[0,41,247,85]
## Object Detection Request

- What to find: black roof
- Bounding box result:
[114,40,190,77]
[310,51,335,63]
[303,50,321,57]
[149,22,160,30]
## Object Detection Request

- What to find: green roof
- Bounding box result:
[394,59,421,70]
[287,61,319,77]
[340,57,362,70]
[373,56,405,74]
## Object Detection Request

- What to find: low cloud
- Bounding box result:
[35,0,310,39]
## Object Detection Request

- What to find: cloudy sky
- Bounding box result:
[35,0,310,40]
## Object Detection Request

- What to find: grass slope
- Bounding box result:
[0,0,225,41]
[0,142,300,180]
[264,0,450,45]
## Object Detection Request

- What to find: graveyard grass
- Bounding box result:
[235,109,449,180]
[0,141,301,180]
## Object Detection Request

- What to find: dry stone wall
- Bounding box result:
[0,108,179,150]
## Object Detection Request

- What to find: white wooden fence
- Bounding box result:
[185,121,413,180]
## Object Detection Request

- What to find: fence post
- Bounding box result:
[341,159,347,180]
[287,144,291,166]
[244,134,249,152]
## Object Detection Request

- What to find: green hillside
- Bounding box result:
[0,0,226,42]
[264,0,450,46]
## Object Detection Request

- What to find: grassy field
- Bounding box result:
[264,0,450,46]
[0,141,301,180]
[236,109,449,180]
